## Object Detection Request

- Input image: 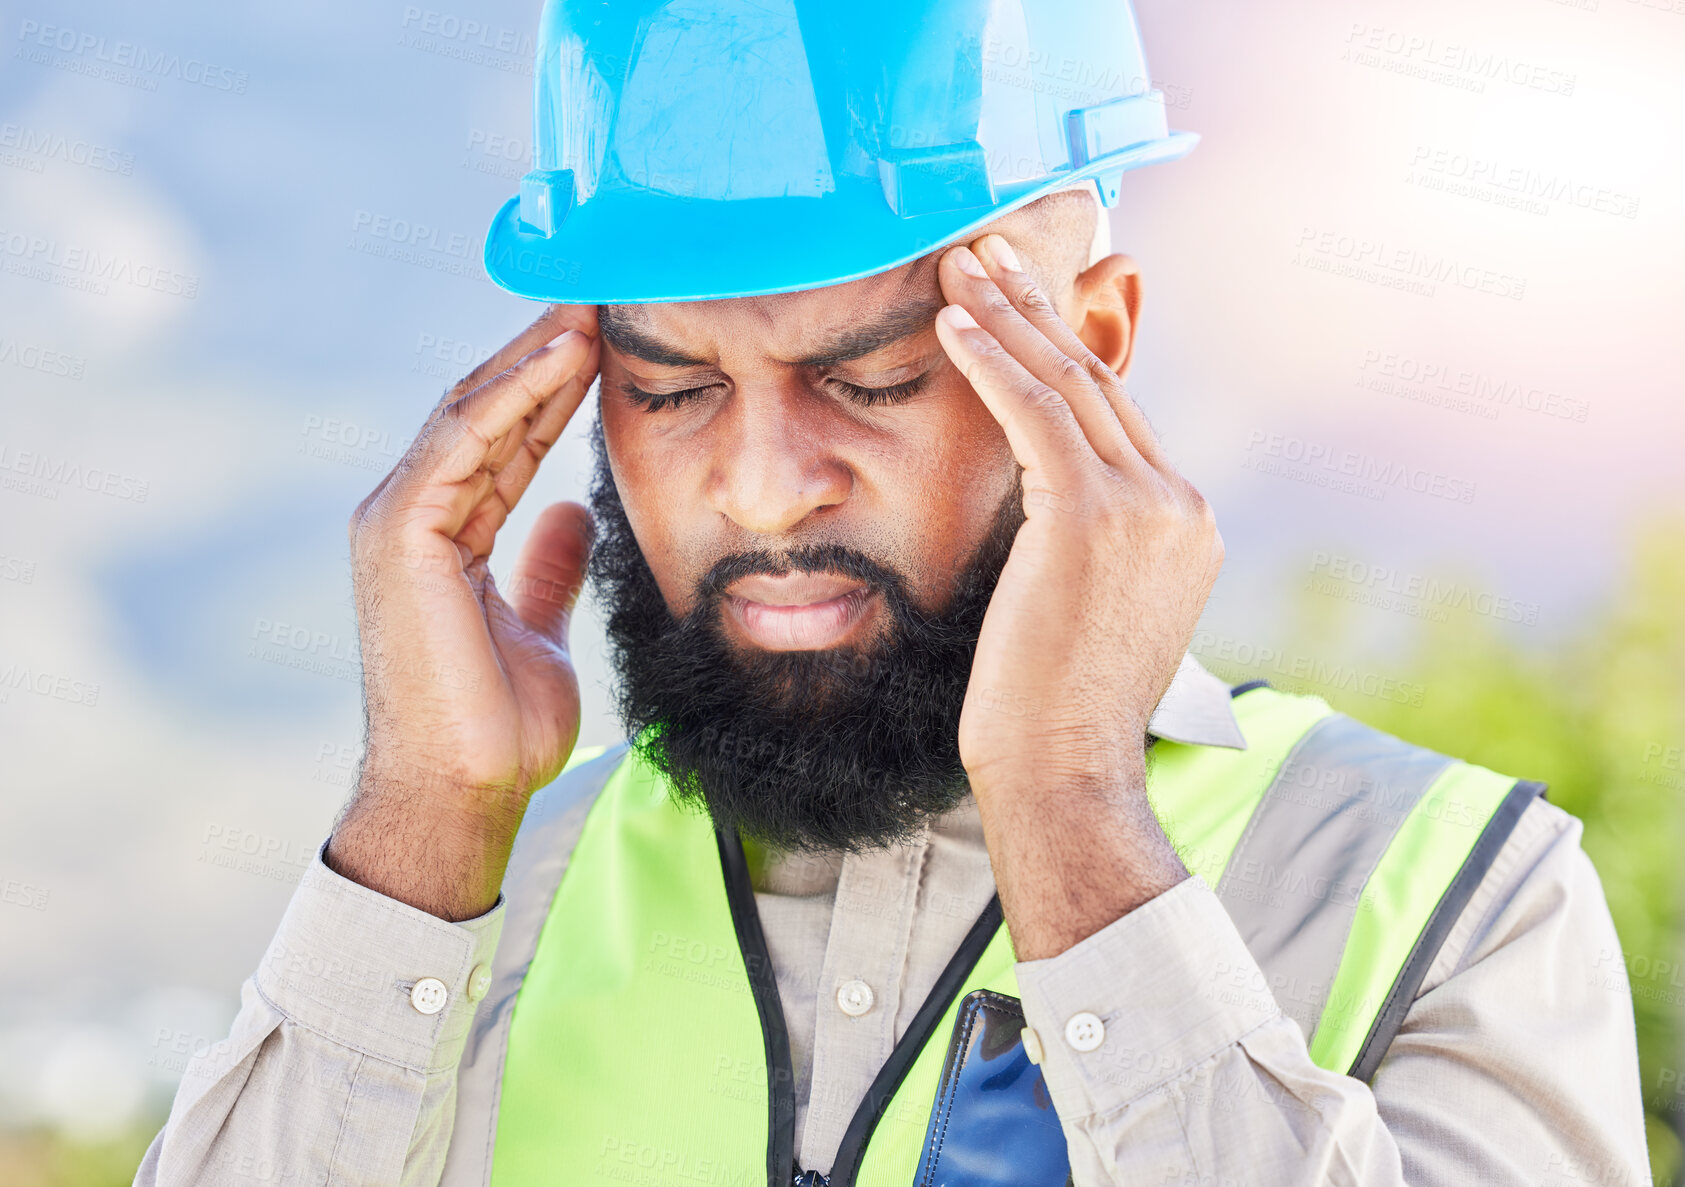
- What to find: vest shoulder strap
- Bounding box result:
[438,742,630,1187]
[1346,774,1544,1080]
[1210,692,1543,1078]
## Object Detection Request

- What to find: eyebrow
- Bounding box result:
[598,291,946,370]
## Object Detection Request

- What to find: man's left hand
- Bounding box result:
[934,232,1223,957]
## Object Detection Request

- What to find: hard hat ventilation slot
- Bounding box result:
[1066,91,1171,189]
[876,141,997,218]
[518,169,576,237]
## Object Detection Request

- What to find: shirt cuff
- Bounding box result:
[1013,874,1282,1121]
[252,840,506,1074]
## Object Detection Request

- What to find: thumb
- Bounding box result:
[509,501,595,644]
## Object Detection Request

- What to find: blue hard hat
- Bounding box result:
[483,0,1197,304]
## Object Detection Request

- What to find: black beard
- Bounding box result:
[584,413,1023,853]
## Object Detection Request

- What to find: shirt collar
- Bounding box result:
[1147,653,1249,749]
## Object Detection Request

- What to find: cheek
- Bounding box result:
[869,384,1017,608]
[600,398,710,614]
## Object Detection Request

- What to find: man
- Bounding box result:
[138,2,1650,1185]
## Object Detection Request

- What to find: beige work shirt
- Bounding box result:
[134,657,1652,1186]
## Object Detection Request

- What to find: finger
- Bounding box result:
[353,306,600,535]
[971,234,1169,472]
[940,241,1138,474]
[402,306,591,487]
[447,339,603,559]
[933,303,1100,490]
[441,304,599,418]
[405,329,593,506]
[491,335,601,508]
[508,501,595,645]
[452,335,602,555]
[464,306,599,473]
[454,338,599,559]
[364,329,592,565]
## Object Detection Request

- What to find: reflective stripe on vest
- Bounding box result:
[489,686,1542,1186]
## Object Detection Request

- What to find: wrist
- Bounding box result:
[356,751,532,832]
[326,765,528,922]
[967,742,1148,806]
[969,751,1185,961]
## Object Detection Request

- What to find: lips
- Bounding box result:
[721,572,877,650]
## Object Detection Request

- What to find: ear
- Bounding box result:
[1070,254,1143,382]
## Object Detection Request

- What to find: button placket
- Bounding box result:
[800,831,927,1166]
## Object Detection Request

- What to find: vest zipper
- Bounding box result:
[713,826,1003,1187]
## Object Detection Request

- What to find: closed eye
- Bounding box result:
[618,380,724,412]
[830,371,932,407]
[620,370,933,413]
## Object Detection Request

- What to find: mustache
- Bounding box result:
[692,543,918,623]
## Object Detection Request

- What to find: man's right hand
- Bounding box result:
[327,305,601,920]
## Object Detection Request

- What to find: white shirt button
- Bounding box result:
[467,964,492,1003]
[410,977,449,1015]
[1064,1011,1105,1052]
[836,979,875,1017]
[1020,1026,1045,1065]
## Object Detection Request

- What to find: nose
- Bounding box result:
[704,389,852,536]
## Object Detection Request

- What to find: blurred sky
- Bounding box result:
[1,0,1681,1140]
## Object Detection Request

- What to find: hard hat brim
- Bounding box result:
[482,132,1198,305]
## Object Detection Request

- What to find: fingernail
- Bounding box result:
[952,246,987,278]
[940,305,979,330]
[989,238,1022,272]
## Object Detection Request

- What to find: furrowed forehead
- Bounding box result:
[594,195,1087,368]
[598,253,945,369]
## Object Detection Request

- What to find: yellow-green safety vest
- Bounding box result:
[487,684,1543,1187]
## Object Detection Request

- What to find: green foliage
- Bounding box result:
[1206,517,1685,1185]
[0,1126,159,1187]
